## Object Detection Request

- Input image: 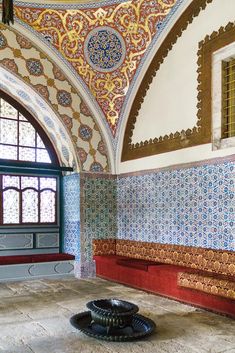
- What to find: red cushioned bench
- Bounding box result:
[0,253,75,265]
[93,239,235,318]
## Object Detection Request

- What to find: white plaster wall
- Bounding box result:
[119,0,235,173]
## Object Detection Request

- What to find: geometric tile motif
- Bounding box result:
[62,174,80,260]
[117,161,235,251]
[81,174,117,262]
[0,25,110,172]
[0,66,75,168]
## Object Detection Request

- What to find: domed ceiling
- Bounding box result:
[13,0,179,141]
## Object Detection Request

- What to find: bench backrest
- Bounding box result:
[93,239,235,277]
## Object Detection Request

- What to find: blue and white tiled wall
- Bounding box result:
[63,173,117,277]
[62,173,80,260]
[81,174,117,264]
[117,160,235,251]
[62,158,234,277]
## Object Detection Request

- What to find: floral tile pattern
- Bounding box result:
[63,174,80,260]
[117,160,235,251]
[80,174,117,262]
[62,158,234,277]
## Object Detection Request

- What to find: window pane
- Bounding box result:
[40,190,56,223]
[3,175,20,189]
[40,177,56,191]
[19,122,35,147]
[0,119,18,144]
[19,113,28,121]
[0,99,53,164]
[21,176,38,190]
[19,147,35,161]
[0,144,17,159]
[3,189,20,224]
[36,134,45,148]
[0,99,18,119]
[22,189,38,223]
[36,149,51,163]
[1,174,57,226]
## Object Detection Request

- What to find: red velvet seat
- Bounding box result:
[94,255,235,318]
[0,253,75,265]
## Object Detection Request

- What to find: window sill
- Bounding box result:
[212,136,235,151]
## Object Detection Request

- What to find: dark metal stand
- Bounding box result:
[70,299,156,342]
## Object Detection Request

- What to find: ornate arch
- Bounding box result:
[0,24,112,172]
[0,66,79,170]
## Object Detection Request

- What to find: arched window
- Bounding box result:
[0,91,64,255]
[0,91,59,165]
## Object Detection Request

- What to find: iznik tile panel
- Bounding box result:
[81,175,117,262]
[117,161,235,251]
[62,173,80,260]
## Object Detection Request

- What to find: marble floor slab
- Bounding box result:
[0,277,234,353]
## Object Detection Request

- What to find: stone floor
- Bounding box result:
[0,276,234,353]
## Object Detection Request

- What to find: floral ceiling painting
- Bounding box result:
[15,0,179,138]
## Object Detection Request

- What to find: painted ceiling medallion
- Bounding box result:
[15,0,178,136]
[0,25,110,172]
[84,27,126,73]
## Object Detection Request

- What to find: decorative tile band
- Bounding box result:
[15,0,131,10]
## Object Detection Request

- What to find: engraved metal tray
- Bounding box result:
[70,311,156,342]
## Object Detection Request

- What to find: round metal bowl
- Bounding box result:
[86,299,139,329]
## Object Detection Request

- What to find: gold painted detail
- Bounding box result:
[0,25,110,172]
[15,0,177,135]
[122,0,213,161]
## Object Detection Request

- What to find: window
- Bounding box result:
[0,91,61,255]
[0,175,57,225]
[212,40,235,150]
[0,95,59,227]
[222,58,235,139]
[0,97,51,163]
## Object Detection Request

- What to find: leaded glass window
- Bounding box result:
[1,174,57,225]
[0,98,51,163]
[0,94,59,227]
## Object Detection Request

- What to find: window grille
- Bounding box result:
[0,93,59,228]
[0,98,51,163]
[222,58,235,138]
[0,175,57,225]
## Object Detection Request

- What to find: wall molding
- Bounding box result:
[121,0,213,162]
[118,154,235,178]
[198,21,235,149]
